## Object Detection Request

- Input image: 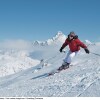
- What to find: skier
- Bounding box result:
[58,31,90,70]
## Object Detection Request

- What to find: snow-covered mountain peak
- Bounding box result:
[84,40,94,45]
[52,31,66,42]
[54,31,64,39]
[46,31,66,45]
[33,31,66,46]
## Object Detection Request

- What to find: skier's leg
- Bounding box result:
[64,51,79,63]
[58,51,71,71]
[62,51,79,69]
[58,51,79,71]
[63,50,72,64]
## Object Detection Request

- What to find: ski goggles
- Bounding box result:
[69,35,74,38]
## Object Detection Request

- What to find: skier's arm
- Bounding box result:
[76,39,87,48]
[76,39,90,54]
[60,39,68,52]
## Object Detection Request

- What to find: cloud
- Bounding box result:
[0,39,33,50]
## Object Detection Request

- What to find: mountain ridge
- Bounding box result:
[33,31,66,46]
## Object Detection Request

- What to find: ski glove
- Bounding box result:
[59,47,63,52]
[84,48,90,54]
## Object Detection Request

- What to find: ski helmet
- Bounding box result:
[69,31,75,37]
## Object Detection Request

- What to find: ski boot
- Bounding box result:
[58,62,70,71]
[63,63,69,70]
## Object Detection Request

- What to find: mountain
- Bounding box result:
[0,50,40,77]
[33,31,66,46]
[84,40,95,45]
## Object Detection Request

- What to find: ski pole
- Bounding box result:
[43,50,66,63]
[40,51,60,64]
[90,52,100,57]
[40,50,66,66]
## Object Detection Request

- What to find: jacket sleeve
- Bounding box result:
[75,39,87,49]
[61,38,69,49]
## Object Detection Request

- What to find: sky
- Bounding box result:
[0,0,100,42]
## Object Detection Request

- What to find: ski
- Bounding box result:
[31,65,71,80]
[48,65,69,76]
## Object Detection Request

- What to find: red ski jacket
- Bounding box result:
[62,38,87,52]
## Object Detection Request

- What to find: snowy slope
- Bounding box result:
[0,33,100,97]
[0,49,40,77]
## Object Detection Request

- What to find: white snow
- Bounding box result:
[0,33,100,97]
[85,40,92,44]
[0,50,40,77]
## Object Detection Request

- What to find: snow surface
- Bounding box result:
[0,32,100,97]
